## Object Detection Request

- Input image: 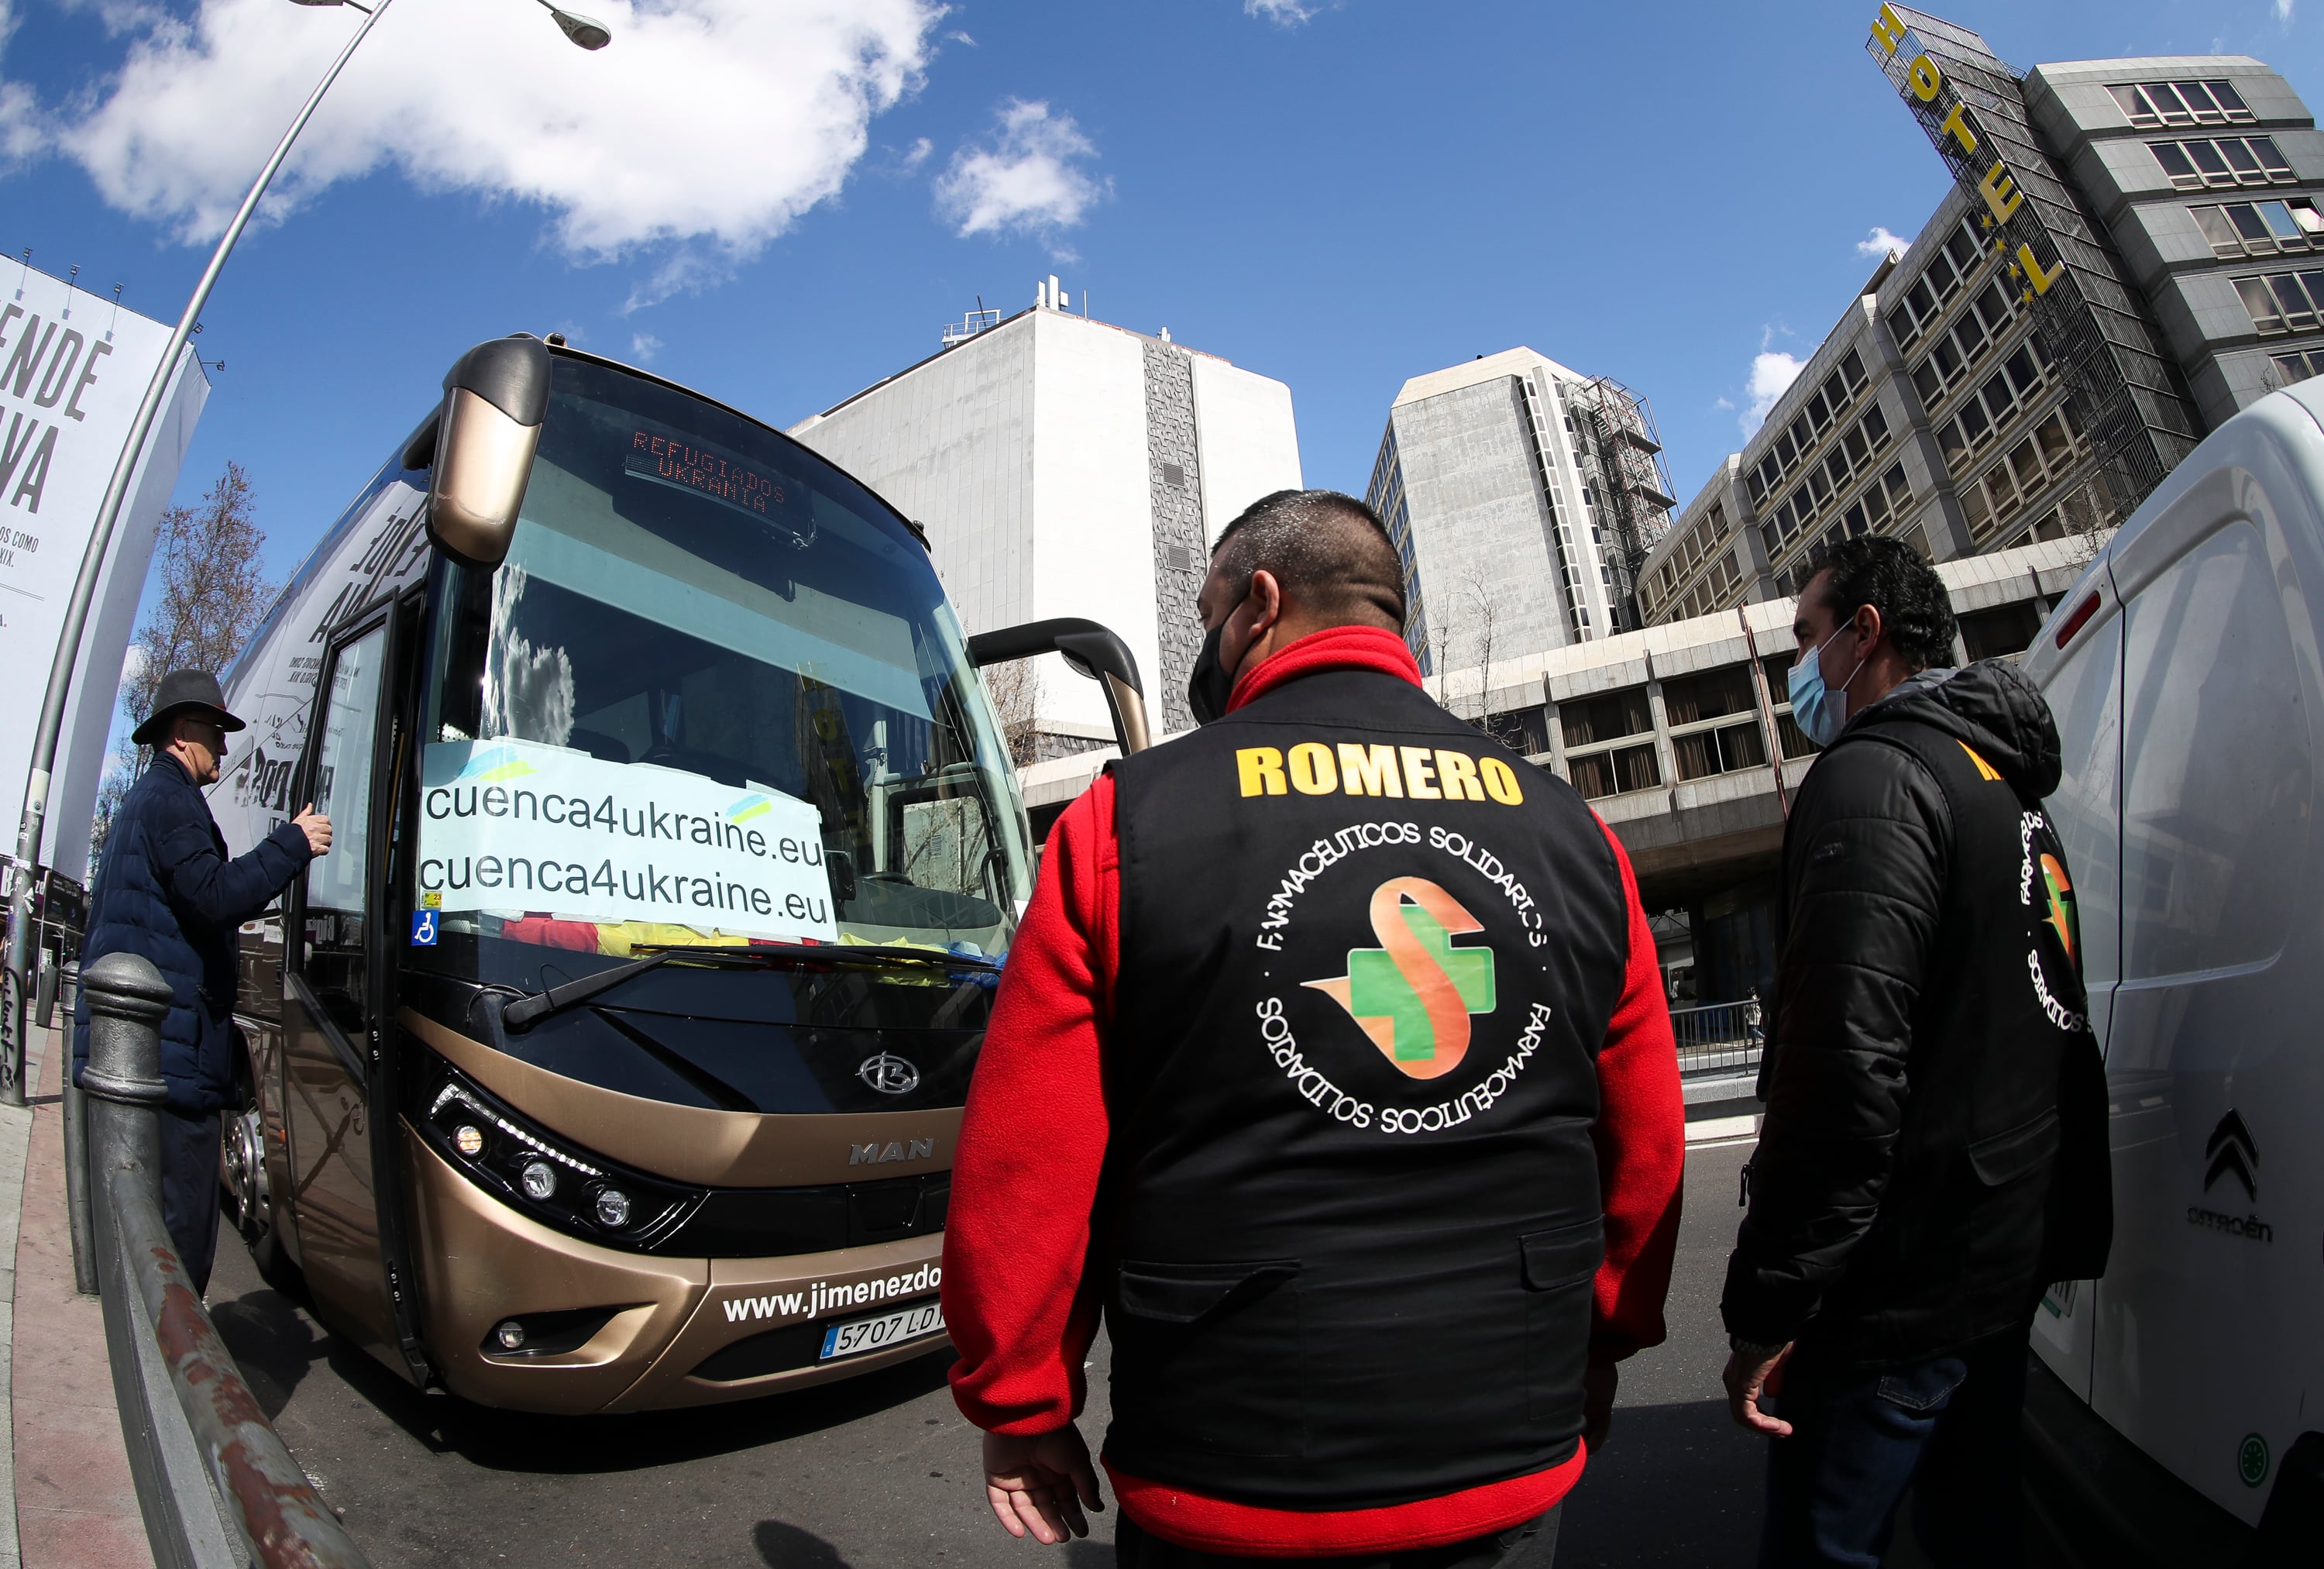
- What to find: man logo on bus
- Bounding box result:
[1305,877,1495,1081]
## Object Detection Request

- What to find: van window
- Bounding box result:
[2120,521,2312,979]
[2040,607,2122,989]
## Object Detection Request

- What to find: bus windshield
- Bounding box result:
[411,355,1033,980]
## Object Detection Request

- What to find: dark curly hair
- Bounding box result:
[1806,536,1958,669]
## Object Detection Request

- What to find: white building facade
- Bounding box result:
[789,287,1301,745]
[1366,349,1668,676]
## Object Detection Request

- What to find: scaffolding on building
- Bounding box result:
[1564,375,1677,633]
[1871,8,2202,525]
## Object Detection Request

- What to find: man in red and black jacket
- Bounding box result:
[943,490,1685,1566]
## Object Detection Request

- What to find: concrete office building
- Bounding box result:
[789,279,1301,745]
[1364,350,1675,672]
[1641,16,2322,625]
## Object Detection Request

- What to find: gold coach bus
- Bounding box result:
[212,334,1147,1412]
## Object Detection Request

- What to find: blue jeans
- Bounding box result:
[1758,1324,2030,1568]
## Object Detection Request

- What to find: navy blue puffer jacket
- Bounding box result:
[73,753,312,1113]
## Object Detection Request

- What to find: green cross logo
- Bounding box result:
[1308,876,1497,1081]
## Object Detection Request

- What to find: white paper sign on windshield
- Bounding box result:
[418,738,838,942]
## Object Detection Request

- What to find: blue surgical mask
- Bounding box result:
[1788,625,1868,748]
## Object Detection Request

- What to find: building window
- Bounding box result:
[1758,655,1819,759]
[1743,349,1872,508]
[1937,345,2052,467]
[1486,704,1553,758]
[2192,199,2324,259]
[1559,686,1652,748]
[1958,601,2045,662]
[1566,743,1661,800]
[2270,347,2324,385]
[1883,221,1985,348]
[1909,281,2025,412]
[1162,462,1186,487]
[1960,408,2088,543]
[1771,463,1912,574]
[1662,666,1767,782]
[2235,269,2324,335]
[2109,79,2254,129]
[1757,405,1899,559]
[2150,136,2295,191]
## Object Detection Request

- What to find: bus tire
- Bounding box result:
[219,1032,291,1285]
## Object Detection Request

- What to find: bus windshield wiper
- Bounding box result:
[500,942,1001,1033]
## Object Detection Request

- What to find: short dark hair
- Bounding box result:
[1209,489,1406,631]
[1806,536,1958,669]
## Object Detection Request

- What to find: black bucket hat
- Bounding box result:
[132,669,246,748]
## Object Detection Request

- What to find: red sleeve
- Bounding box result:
[942,773,1118,1434]
[1586,818,1686,1362]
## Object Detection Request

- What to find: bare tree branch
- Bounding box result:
[92,461,274,857]
[979,657,1044,771]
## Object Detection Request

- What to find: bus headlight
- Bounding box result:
[416,1055,698,1250]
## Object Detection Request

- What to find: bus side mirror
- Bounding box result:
[967,618,1151,755]
[424,334,553,569]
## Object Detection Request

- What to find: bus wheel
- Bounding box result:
[219,1077,286,1281]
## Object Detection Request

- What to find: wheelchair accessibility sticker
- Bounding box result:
[411,910,438,947]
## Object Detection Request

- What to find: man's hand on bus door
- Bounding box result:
[982,1424,1103,1544]
[294,803,333,858]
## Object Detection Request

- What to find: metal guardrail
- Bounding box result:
[1670,999,1765,1079]
[80,951,374,1569]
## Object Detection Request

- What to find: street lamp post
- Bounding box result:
[0,0,611,1106]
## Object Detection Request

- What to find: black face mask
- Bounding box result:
[1187,621,1235,727]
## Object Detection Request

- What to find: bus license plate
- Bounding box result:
[819,1299,945,1361]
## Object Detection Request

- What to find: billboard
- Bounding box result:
[0,263,207,881]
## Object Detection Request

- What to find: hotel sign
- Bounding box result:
[1867,5,2063,304]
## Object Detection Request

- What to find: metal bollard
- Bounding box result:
[80,952,170,1217]
[81,951,373,1569]
[60,956,96,1295]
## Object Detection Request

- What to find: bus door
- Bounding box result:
[283,616,397,1365]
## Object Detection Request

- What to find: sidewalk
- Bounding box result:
[8,1025,150,1568]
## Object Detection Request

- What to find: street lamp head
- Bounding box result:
[541,4,611,49]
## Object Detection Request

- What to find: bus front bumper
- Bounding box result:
[405,1128,950,1414]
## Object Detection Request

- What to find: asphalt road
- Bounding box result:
[206,1141,1776,1567]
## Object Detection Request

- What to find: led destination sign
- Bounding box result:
[623,426,799,532]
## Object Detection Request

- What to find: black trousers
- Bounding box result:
[1115,1505,1560,1568]
[1758,1323,2031,1568]
[157,1106,223,1295]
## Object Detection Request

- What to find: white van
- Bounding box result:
[2020,382,2324,1559]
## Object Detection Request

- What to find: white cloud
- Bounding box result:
[1856,225,1910,260]
[935,99,1105,243]
[33,0,942,283]
[1712,395,1735,411]
[2276,0,2294,26]
[946,28,975,44]
[630,332,662,363]
[1245,0,1319,23]
[899,136,933,174]
[1741,351,1804,437]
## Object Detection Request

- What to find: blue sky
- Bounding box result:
[0,0,2311,607]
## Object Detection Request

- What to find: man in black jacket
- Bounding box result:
[1721,538,2109,1568]
[76,669,331,1292]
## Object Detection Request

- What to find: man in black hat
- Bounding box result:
[75,669,332,1292]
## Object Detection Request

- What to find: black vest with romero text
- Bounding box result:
[1100,668,1631,1509]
